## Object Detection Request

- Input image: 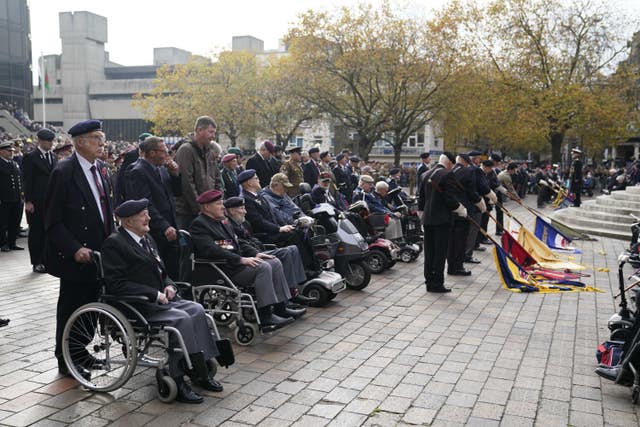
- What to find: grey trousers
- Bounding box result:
[266,246,307,288]
[465,211,483,259]
[146,298,218,378]
[230,258,291,308]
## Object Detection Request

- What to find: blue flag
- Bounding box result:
[534,217,581,254]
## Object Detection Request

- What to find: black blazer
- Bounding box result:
[303,160,320,187]
[22,149,56,204]
[44,153,115,281]
[451,163,481,211]
[0,158,22,202]
[115,149,139,204]
[418,164,461,226]
[101,227,174,312]
[245,153,274,189]
[221,167,240,198]
[333,165,352,197]
[190,213,259,274]
[242,191,280,235]
[126,159,181,234]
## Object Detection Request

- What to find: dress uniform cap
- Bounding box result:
[349,155,361,163]
[237,169,256,184]
[271,172,293,187]
[68,120,102,137]
[222,153,236,163]
[138,132,152,142]
[286,146,302,155]
[264,140,276,154]
[223,196,245,209]
[571,147,582,154]
[115,198,149,218]
[53,142,73,153]
[196,189,223,204]
[308,147,320,154]
[0,141,14,150]
[36,129,55,141]
[420,152,431,159]
[319,172,332,181]
[360,174,374,183]
[389,167,400,175]
[467,150,482,157]
[227,147,242,156]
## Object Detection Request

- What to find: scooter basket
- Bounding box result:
[311,234,340,260]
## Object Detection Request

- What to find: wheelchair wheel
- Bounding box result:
[345,261,371,290]
[62,303,137,392]
[303,283,330,307]
[157,374,178,403]
[199,289,236,327]
[235,323,258,346]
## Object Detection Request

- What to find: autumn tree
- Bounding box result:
[448,0,632,162]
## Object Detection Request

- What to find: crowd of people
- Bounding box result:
[0,112,609,403]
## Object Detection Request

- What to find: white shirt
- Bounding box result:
[76,152,105,223]
[38,146,53,166]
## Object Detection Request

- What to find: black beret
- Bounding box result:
[481,159,495,167]
[442,151,456,164]
[458,153,472,164]
[320,151,330,159]
[507,162,518,170]
[336,153,345,161]
[349,155,361,162]
[420,152,431,159]
[490,154,502,162]
[238,169,256,184]
[115,198,149,218]
[467,150,482,157]
[389,167,400,175]
[68,120,102,137]
[287,146,302,155]
[308,147,320,154]
[36,129,55,141]
[223,196,245,208]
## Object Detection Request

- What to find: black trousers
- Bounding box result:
[151,230,180,281]
[26,201,45,265]
[495,194,504,234]
[447,219,469,272]
[476,211,490,246]
[571,185,582,207]
[55,278,100,361]
[0,201,22,248]
[424,223,450,287]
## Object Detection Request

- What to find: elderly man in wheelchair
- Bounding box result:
[96,198,224,404]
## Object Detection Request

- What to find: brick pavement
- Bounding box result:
[0,199,639,426]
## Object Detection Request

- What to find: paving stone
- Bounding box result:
[324,386,359,404]
[230,404,274,424]
[270,402,310,422]
[401,407,437,424]
[471,402,504,420]
[344,398,380,415]
[378,396,411,413]
[1,405,58,427]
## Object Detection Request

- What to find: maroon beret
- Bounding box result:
[196,189,223,204]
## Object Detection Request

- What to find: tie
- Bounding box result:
[90,165,110,234]
[141,237,164,279]
[45,152,52,167]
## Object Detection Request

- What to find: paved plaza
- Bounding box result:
[0,200,639,426]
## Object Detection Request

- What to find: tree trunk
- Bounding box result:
[393,131,403,166]
[550,131,563,163]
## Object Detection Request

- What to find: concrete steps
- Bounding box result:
[550,187,640,240]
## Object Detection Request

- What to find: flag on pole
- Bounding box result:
[44,70,50,92]
[534,217,581,253]
[517,227,586,270]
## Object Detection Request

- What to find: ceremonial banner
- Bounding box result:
[534,217,581,254]
[517,227,585,270]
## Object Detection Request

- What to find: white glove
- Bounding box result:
[487,190,497,205]
[496,186,508,195]
[453,204,468,218]
[539,180,549,187]
[475,198,487,213]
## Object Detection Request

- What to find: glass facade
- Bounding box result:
[0,0,32,115]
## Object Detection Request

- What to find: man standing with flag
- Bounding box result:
[418,152,467,293]
[569,148,583,207]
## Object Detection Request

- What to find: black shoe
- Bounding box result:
[176,379,204,404]
[197,374,224,392]
[0,246,9,252]
[58,359,91,381]
[426,285,451,293]
[595,365,620,382]
[9,245,24,251]
[0,318,9,327]
[33,264,47,273]
[261,313,295,329]
[291,294,315,305]
[464,258,481,264]
[479,239,492,245]
[448,269,472,276]
[495,231,503,236]
[473,246,486,252]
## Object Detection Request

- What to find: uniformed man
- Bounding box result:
[280,146,304,197]
[332,153,353,203]
[569,147,583,207]
[245,140,276,189]
[44,119,115,377]
[418,152,467,293]
[227,147,245,173]
[269,145,284,172]
[22,129,57,271]
[0,141,24,252]
[303,147,322,186]
[416,152,431,195]
[348,155,361,190]
[221,153,240,198]
[464,150,492,263]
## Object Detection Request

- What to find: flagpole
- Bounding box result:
[40,53,46,127]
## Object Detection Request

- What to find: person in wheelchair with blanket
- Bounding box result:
[101,199,223,404]
[190,189,306,330]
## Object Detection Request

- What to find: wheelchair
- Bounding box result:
[61,252,231,403]
[176,230,264,346]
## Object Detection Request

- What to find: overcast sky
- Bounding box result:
[29,0,640,84]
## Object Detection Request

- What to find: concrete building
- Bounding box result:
[33,11,191,140]
[0,0,32,114]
